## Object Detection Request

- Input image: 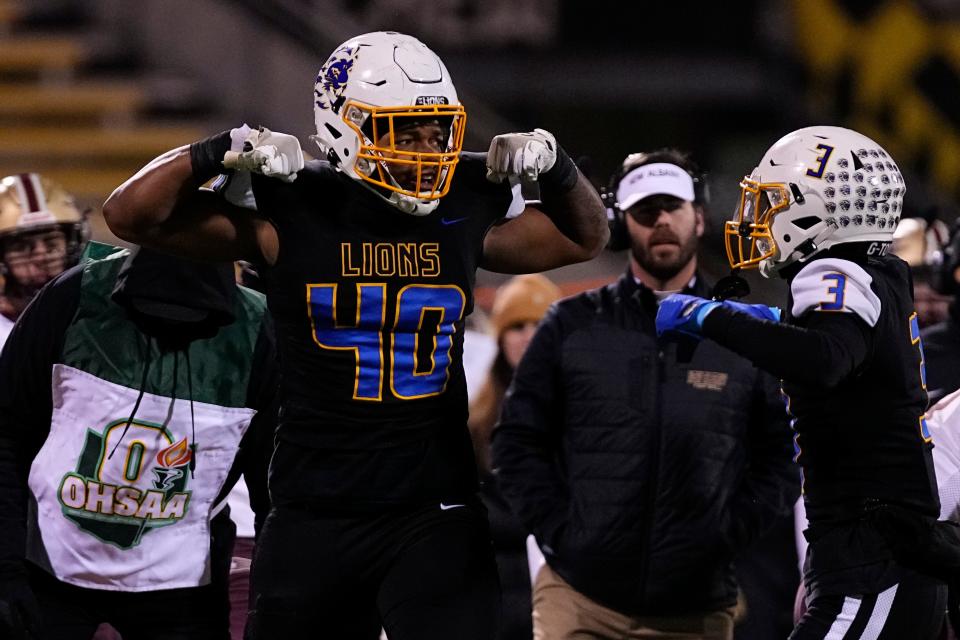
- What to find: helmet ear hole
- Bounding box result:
[791,216,822,230]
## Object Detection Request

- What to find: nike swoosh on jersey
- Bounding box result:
[440,216,468,226]
[440,503,466,510]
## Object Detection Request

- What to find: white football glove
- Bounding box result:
[223,126,305,183]
[486,128,558,184]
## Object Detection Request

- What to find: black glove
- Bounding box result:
[0,576,41,640]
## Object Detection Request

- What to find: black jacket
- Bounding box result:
[491,271,799,616]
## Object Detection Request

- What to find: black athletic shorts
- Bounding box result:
[246,498,500,640]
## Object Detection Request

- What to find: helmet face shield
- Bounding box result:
[0,173,87,296]
[724,177,790,270]
[0,226,71,290]
[346,101,467,201]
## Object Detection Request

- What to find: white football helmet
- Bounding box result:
[312,31,466,216]
[725,126,905,278]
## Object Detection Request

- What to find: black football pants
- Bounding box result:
[245,500,500,640]
[790,566,945,639]
[792,513,948,640]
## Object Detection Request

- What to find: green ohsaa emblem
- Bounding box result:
[58,418,193,549]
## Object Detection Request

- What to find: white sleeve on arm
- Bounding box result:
[929,389,960,522]
[790,258,882,327]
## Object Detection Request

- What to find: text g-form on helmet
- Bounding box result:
[725,126,905,277]
[311,31,467,216]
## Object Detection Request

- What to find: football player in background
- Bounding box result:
[890,215,951,330]
[0,173,88,347]
[102,31,607,640]
[921,223,960,405]
[657,126,952,638]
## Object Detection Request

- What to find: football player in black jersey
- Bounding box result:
[656,126,954,639]
[102,31,607,640]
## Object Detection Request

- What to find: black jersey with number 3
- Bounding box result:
[783,255,940,523]
[251,153,513,448]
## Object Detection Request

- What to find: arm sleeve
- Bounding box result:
[702,306,871,388]
[0,270,80,576]
[724,370,801,550]
[490,307,568,550]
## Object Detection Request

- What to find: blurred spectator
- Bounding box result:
[492,149,798,640]
[0,173,88,347]
[468,273,562,640]
[891,215,952,328]
[353,0,558,49]
[922,222,960,406]
[470,274,562,472]
[463,306,498,403]
[0,244,277,640]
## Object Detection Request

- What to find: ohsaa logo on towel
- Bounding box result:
[57,418,193,549]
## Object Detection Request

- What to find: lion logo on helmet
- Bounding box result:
[314,45,360,113]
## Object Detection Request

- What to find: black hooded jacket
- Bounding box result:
[0,245,279,584]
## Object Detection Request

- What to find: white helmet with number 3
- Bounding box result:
[725,126,905,278]
[311,31,466,216]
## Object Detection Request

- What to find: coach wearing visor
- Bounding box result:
[492,149,798,640]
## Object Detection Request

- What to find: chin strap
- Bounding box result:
[319,135,442,216]
[388,191,438,216]
[350,168,439,216]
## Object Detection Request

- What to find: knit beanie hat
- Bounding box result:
[490,274,562,340]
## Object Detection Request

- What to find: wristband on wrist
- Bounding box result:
[189,130,233,184]
[538,143,578,196]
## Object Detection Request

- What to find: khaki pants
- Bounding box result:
[533,564,735,640]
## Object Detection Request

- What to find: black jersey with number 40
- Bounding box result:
[249,153,515,453]
[783,254,940,523]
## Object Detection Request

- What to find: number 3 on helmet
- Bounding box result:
[311,31,467,217]
[725,126,906,278]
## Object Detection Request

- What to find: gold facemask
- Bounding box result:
[724,177,791,270]
[342,101,467,202]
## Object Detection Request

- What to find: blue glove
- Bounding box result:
[655,294,720,338]
[723,300,782,323]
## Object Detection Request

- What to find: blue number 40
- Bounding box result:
[308,283,466,401]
